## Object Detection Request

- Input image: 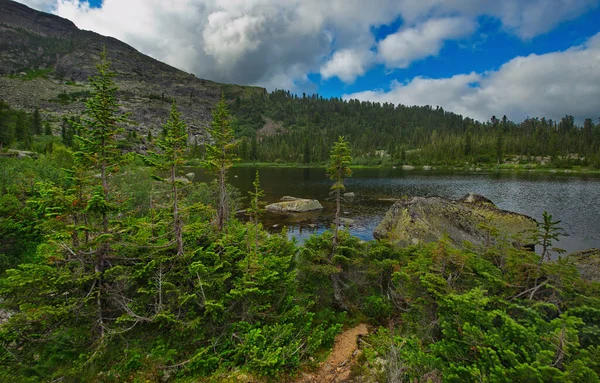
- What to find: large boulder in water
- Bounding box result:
[266,197,323,213]
[565,249,600,283]
[373,193,537,249]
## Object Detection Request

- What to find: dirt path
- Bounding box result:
[296,323,369,383]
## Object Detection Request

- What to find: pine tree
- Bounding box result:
[536,211,567,264]
[251,135,259,162]
[247,171,265,227]
[73,47,129,338]
[326,135,352,310]
[31,107,42,135]
[303,139,311,164]
[464,124,473,157]
[0,101,15,150]
[204,94,238,231]
[149,101,188,256]
[44,121,52,135]
[247,170,265,257]
[15,111,29,146]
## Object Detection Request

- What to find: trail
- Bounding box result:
[296,323,368,383]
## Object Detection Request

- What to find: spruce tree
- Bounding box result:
[147,101,188,255]
[31,107,42,135]
[204,94,238,231]
[15,111,29,146]
[0,101,15,150]
[73,47,129,338]
[247,170,265,227]
[326,135,352,309]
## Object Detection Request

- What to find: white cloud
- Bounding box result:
[395,0,599,39]
[320,49,375,83]
[12,0,600,90]
[378,17,476,69]
[203,11,265,67]
[345,33,600,122]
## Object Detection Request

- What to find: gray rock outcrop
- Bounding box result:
[373,193,537,249]
[565,249,600,283]
[266,197,323,213]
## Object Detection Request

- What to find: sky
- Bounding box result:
[16,0,600,123]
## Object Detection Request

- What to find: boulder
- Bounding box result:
[343,192,356,200]
[185,172,195,180]
[266,198,323,213]
[174,176,191,184]
[280,196,301,201]
[565,249,600,283]
[402,165,415,170]
[373,193,537,249]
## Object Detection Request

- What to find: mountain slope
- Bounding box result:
[0,0,265,141]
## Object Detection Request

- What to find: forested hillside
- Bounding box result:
[230,90,600,168]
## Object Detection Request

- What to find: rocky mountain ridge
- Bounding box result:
[0,0,265,142]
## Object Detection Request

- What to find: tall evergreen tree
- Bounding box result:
[31,107,42,135]
[303,139,311,164]
[326,136,352,310]
[464,124,473,157]
[247,170,265,227]
[0,101,15,150]
[250,135,258,161]
[204,94,238,231]
[151,101,188,256]
[15,111,29,146]
[73,47,129,338]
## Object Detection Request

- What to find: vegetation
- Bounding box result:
[326,136,353,310]
[1,53,599,383]
[204,94,239,231]
[229,90,600,169]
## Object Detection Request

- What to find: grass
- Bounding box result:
[7,68,54,81]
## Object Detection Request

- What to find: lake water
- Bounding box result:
[189,167,600,254]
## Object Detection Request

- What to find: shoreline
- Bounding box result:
[225,161,600,175]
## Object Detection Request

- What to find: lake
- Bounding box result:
[189,166,600,254]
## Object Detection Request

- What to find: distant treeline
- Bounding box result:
[229,90,600,167]
[3,88,600,168]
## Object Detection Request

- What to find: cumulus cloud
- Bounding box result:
[13,0,600,91]
[377,17,476,69]
[394,0,599,39]
[320,49,375,83]
[344,33,600,122]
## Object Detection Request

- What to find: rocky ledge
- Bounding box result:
[373,193,537,249]
[266,197,323,213]
[565,249,600,283]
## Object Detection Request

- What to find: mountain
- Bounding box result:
[0,0,265,141]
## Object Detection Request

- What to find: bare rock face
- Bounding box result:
[0,0,265,143]
[565,249,600,283]
[373,193,537,249]
[266,198,323,213]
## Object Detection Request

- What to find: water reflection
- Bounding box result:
[190,167,600,253]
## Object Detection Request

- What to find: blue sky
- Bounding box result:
[319,10,600,99]
[18,0,600,122]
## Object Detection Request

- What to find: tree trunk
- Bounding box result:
[331,273,348,311]
[330,186,346,310]
[172,165,183,256]
[96,160,108,338]
[333,188,341,250]
[217,165,227,231]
